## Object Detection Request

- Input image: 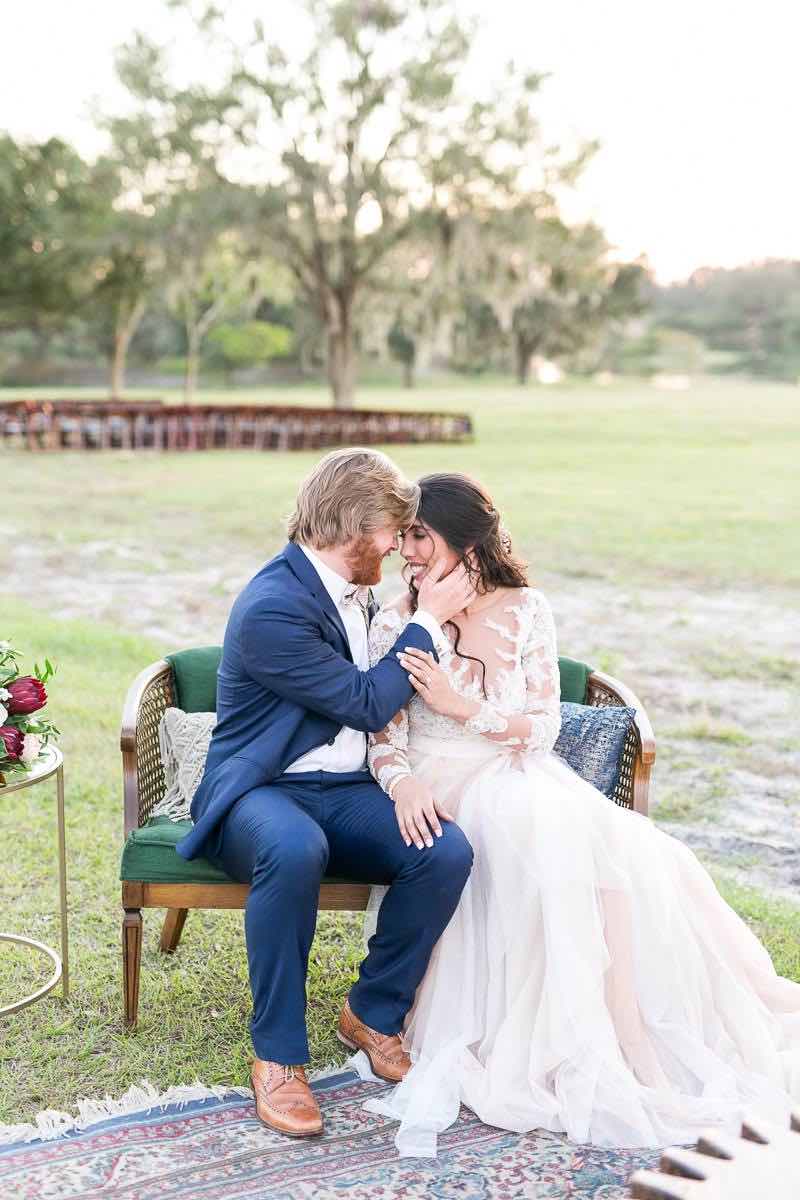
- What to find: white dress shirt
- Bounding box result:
[285,544,445,774]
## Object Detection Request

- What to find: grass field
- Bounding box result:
[0,376,798,1125]
[7,376,800,585]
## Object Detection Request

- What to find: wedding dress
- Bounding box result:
[362,586,800,1157]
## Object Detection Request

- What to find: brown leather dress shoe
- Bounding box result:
[337,998,412,1083]
[250,1059,323,1138]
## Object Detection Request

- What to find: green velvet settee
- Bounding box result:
[120,647,655,1027]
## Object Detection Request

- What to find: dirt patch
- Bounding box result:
[6,539,799,902]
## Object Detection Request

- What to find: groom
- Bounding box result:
[176,447,475,1137]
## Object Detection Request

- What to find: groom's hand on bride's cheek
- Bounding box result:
[392,777,454,850]
[417,558,477,624]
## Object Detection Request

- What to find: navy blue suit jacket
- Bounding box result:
[176,541,434,861]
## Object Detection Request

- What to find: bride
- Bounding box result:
[361,471,800,1158]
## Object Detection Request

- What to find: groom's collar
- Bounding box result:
[296,543,351,608]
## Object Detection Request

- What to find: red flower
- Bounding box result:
[0,725,23,759]
[6,676,46,715]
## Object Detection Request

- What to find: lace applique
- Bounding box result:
[464,703,509,736]
[366,588,562,792]
[369,606,406,661]
[367,604,415,796]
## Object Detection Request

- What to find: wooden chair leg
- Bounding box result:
[159,907,188,954]
[123,908,143,1028]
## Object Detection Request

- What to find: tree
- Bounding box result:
[162,177,266,400]
[86,208,164,395]
[506,220,648,383]
[113,0,591,407]
[207,320,292,383]
[387,320,416,387]
[0,136,110,342]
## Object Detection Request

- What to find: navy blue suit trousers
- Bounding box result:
[208,769,473,1064]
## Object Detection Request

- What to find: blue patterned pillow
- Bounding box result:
[554,702,637,799]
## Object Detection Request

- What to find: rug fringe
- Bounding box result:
[0,1079,253,1147]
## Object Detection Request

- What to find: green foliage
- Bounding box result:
[207,320,293,372]
[387,322,415,366]
[610,326,707,376]
[508,220,649,381]
[0,136,113,335]
[653,261,800,381]
[452,296,503,374]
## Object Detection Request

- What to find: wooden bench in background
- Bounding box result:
[0,398,473,451]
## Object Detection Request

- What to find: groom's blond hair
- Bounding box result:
[287,447,419,549]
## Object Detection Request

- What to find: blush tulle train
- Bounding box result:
[362,734,800,1158]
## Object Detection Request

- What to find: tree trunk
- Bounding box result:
[515,340,532,385]
[327,316,356,409]
[110,298,146,399]
[110,336,127,399]
[184,329,201,403]
[402,360,414,388]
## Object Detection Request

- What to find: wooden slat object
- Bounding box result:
[123,880,370,913]
[0,398,474,452]
[629,1111,800,1198]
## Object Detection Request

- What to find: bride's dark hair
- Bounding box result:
[405,473,529,693]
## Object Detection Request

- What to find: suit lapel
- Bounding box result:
[283,541,350,654]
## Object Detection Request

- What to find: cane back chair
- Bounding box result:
[120,647,655,1028]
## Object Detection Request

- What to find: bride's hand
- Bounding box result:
[397,647,469,720]
[392,776,455,849]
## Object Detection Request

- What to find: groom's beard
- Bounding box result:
[346,535,385,586]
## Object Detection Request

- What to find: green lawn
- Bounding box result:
[1,376,798,1125]
[8,376,800,586]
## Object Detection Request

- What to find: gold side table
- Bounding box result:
[0,745,68,1014]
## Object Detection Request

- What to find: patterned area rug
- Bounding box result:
[0,1071,664,1199]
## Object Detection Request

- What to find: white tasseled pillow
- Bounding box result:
[154,708,216,821]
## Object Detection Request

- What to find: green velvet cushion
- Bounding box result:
[121,817,353,886]
[121,817,232,883]
[557,656,592,704]
[165,646,222,714]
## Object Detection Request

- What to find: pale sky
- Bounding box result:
[2,0,799,282]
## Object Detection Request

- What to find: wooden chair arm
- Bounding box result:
[121,659,174,839]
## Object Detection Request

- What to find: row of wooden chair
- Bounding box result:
[0,399,473,452]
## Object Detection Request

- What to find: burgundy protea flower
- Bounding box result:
[6,676,47,715]
[0,725,24,759]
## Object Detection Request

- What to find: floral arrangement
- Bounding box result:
[0,641,58,782]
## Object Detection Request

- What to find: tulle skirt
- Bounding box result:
[360,733,800,1157]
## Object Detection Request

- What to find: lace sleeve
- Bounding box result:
[367,606,413,798]
[463,591,561,753]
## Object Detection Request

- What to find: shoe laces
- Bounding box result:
[283,1065,307,1084]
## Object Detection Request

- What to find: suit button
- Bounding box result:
[326,737,336,746]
